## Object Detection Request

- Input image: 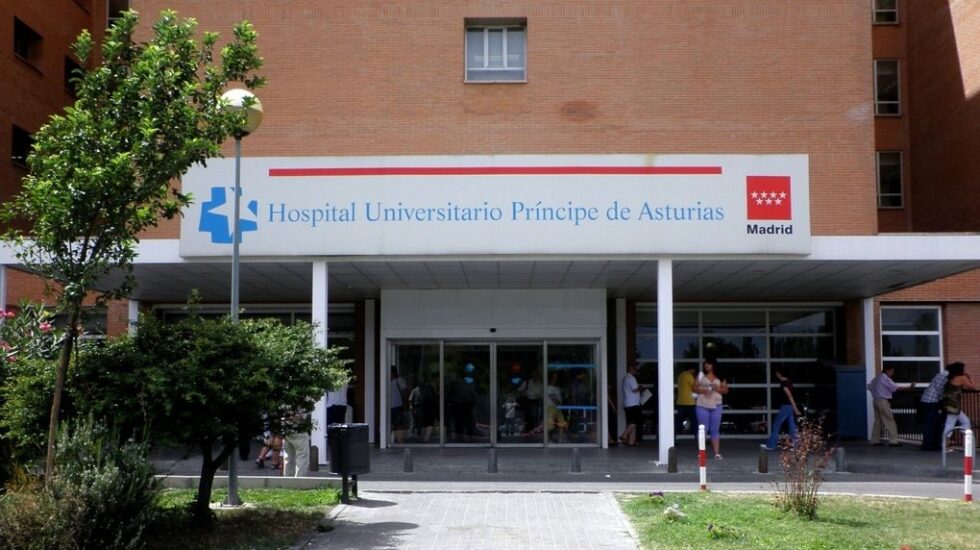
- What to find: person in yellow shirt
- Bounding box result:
[675,365,698,436]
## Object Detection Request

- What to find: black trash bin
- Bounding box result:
[327,423,369,502]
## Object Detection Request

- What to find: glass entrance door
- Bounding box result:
[496,344,545,444]
[443,343,491,444]
[390,340,599,447]
[546,343,599,445]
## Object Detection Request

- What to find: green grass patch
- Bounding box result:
[621,492,980,550]
[146,487,341,550]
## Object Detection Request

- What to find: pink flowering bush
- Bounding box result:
[0,302,65,481]
[0,302,64,365]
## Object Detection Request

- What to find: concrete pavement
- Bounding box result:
[153,439,976,549]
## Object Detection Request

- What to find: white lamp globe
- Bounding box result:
[220,88,263,135]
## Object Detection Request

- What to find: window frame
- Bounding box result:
[13,17,43,69]
[874,59,901,116]
[880,305,943,384]
[107,0,129,29]
[11,125,33,168]
[464,21,527,84]
[64,55,82,97]
[876,151,903,208]
[872,0,899,25]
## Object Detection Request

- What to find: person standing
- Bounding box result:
[675,365,698,436]
[326,384,349,426]
[390,368,408,443]
[764,369,801,450]
[868,366,916,446]
[694,359,729,459]
[940,362,977,451]
[619,365,641,446]
[919,367,948,451]
[283,410,311,477]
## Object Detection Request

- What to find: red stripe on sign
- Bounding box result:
[268,166,723,177]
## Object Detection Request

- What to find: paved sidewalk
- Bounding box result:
[299,491,638,550]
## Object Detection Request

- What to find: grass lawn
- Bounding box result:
[145,487,340,550]
[620,492,980,550]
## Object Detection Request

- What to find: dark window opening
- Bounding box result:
[64,56,82,96]
[13,17,43,66]
[12,125,33,168]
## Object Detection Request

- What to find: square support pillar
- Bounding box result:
[312,261,329,459]
[657,259,675,465]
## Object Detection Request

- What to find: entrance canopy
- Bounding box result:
[14,234,973,304]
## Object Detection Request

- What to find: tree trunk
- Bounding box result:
[194,438,235,526]
[44,305,80,479]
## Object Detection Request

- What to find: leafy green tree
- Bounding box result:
[73,315,349,524]
[1,10,263,476]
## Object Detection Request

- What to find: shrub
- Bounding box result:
[772,416,835,519]
[0,417,159,550]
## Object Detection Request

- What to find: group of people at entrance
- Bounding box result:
[867,361,975,451]
[623,353,807,458]
[917,362,976,452]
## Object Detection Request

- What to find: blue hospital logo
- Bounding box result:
[199,186,259,244]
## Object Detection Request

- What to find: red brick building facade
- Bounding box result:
[2,1,977,455]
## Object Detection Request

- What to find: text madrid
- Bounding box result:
[266,201,726,227]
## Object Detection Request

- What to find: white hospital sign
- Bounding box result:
[179,154,811,257]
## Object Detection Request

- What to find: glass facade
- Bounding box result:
[880,306,942,383]
[636,306,840,437]
[389,340,599,447]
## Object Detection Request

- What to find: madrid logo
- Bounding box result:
[745,175,793,235]
[199,186,259,244]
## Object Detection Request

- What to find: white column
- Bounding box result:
[657,259,675,465]
[364,299,377,444]
[311,261,329,461]
[863,297,876,441]
[127,299,140,336]
[615,298,627,443]
[0,265,6,313]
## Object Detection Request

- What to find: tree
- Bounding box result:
[1,10,264,476]
[73,314,349,524]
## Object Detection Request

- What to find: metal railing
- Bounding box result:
[894,389,979,444]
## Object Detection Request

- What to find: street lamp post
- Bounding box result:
[220,88,263,506]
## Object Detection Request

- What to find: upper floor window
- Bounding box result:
[107,0,129,29]
[465,21,526,83]
[11,125,33,168]
[64,56,82,97]
[876,151,903,208]
[874,59,900,116]
[13,17,43,67]
[873,0,899,25]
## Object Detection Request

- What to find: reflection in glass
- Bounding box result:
[885,360,942,384]
[392,344,440,444]
[702,336,765,359]
[770,310,832,334]
[881,308,939,332]
[546,344,598,445]
[497,345,544,444]
[443,344,491,444]
[882,335,939,358]
[702,310,766,333]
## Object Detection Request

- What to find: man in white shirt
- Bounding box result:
[619,366,641,446]
[868,366,915,446]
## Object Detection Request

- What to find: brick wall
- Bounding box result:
[0,1,93,212]
[133,0,878,236]
[906,0,980,231]
[872,7,912,232]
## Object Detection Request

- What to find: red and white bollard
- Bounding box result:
[965,429,974,503]
[698,424,707,491]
